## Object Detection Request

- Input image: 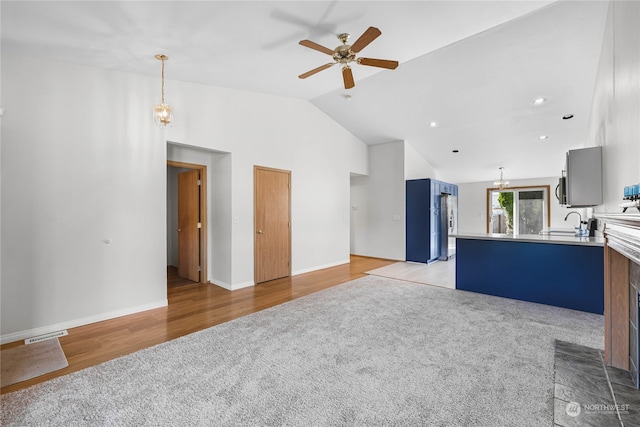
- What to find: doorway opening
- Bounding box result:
[486,185,550,234]
[167,161,208,284]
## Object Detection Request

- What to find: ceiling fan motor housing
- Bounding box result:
[334,45,356,64]
[334,33,356,64]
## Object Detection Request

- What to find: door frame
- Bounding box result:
[254,165,292,284]
[167,160,208,284]
[485,185,551,234]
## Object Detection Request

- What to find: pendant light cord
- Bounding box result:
[161,58,165,104]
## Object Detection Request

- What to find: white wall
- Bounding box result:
[350,141,405,261]
[457,177,585,234]
[404,141,441,181]
[351,140,443,260]
[1,54,369,341]
[586,1,640,213]
[350,174,368,255]
[1,55,168,342]
[163,79,368,286]
[210,151,233,284]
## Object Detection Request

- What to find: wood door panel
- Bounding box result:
[178,169,200,282]
[255,167,291,284]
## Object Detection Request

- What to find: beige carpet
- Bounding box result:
[366,259,456,289]
[1,338,68,388]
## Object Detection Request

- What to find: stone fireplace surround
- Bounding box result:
[596,213,640,389]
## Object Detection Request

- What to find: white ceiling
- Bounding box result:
[2,1,609,183]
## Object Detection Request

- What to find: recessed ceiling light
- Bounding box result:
[343,94,352,101]
[538,135,548,141]
[562,114,574,120]
[532,97,547,105]
[429,121,438,128]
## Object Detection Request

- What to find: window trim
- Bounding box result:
[486,185,551,233]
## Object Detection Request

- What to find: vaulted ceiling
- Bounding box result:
[2,1,609,183]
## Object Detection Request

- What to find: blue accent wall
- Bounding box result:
[456,238,604,314]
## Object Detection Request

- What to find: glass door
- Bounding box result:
[488,186,548,235]
[517,190,544,234]
[490,190,512,234]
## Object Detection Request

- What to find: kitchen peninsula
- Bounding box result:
[455,233,605,314]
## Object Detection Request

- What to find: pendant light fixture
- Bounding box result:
[494,167,510,189]
[152,54,173,127]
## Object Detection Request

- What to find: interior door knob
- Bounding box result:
[257,229,265,234]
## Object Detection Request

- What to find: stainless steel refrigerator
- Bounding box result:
[439,194,458,260]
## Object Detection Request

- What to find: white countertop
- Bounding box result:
[453,232,605,247]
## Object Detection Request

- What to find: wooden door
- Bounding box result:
[254,166,291,284]
[178,169,200,282]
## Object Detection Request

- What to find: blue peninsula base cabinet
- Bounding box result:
[455,234,605,314]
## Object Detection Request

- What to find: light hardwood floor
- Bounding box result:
[366,259,456,289]
[1,255,396,395]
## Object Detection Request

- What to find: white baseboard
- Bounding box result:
[230,280,255,290]
[0,300,168,345]
[207,259,351,292]
[209,278,254,291]
[292,259,350,276]
[209,278,232,290]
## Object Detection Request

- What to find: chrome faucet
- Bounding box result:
[564,211,587,237]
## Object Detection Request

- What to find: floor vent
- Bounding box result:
[24,330,68,345]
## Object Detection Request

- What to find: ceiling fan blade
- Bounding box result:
[299,40,335,56]
[349,26,381,53]
[342,67,355,89]
[358,58,399,70]
[298,63,335,79]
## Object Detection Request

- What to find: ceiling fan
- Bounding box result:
[298,26,399,90]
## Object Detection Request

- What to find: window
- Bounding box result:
[486,186,550,235]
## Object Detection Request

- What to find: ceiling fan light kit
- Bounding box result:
[298,26,398,90]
